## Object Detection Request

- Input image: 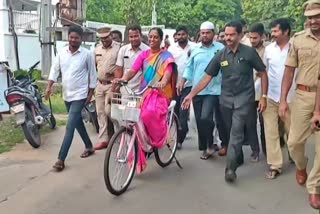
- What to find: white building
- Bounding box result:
[0,0,60,71]
[0,0,174,72]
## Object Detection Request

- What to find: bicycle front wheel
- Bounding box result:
[154,113,178,167]
[104,126,138,196]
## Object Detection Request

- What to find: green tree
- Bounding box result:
[154,0,242,35]
[86,0,242,36]
[242,0,308,32]
[86,0,124,24]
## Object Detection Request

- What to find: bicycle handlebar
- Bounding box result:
[111,80,159,96]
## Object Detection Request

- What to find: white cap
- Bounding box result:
[200,21,215,30]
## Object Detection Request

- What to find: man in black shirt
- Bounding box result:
[182,21,268,183]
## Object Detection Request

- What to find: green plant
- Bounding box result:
[44,93,67,114]
[14,69,28,80]
[32,69,42,80]
[0,117,67,154]
[13,69,42,81]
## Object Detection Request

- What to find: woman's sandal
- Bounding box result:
[265,168,281,179]
[80,149,95,158]
[53,160,65,172]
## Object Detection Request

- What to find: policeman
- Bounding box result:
[182,21,268,183]
[94,26,121,150]
[279,0,320,209]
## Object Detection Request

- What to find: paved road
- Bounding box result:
[0,119,319,214]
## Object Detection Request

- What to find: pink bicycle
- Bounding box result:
[104,81,182,196]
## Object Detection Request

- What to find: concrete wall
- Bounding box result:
[3,33,95,72]
[3,33,41,70]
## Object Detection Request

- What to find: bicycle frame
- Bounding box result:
[112,81,177,162]
[116,101,176,163]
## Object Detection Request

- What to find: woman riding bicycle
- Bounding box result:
[116,27,177,100]
[115,27,177,154]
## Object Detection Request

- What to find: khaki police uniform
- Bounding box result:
[286,28,320,194]
[95,27,121,143]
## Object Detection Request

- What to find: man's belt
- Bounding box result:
[99,80,112,85]
[297,84,317,92]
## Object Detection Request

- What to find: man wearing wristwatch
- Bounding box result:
[182,21,268,183]
[262,18,296,180]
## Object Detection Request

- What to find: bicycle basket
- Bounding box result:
[110,93,142,122]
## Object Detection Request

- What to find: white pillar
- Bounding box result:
[40,0,52,79]
[151,1,157,26]
[0,0,9,62]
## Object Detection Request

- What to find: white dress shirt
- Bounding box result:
[240,34,252,47]
[168,41,196,88]
[49,46,97,102]
[263,42,296,103]
[116,42,149,93]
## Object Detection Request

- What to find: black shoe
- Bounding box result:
[225,169,237,183]
[177,143,182,150]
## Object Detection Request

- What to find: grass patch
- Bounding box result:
[0,117,67,154]
[44,94,67,114]
[36,81,66,114]
[0,119,25,153]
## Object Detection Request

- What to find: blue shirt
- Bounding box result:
[183,42,224,96]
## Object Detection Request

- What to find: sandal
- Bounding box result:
[53,160,65,172]
[250,152,260,163]
[265,168,281,179]
[200,151,212,160]
[80,149,95,158]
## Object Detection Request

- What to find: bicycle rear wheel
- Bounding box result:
[154,113,178,167]
[104,126,138,196]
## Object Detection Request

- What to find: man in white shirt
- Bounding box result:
[45,25,97,171]
[115,25,149,94]
[239,19,252,47]
[263,18,296,179]
[168,26,195,150]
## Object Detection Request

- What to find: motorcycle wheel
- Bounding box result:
[48,114,56,129]
[90,111,99,134]
[21,106,41,148]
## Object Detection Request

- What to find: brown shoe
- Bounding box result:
[94,142,109,150]
[296,169,307,186]
[218,147,227,156]
[309,194,320,209]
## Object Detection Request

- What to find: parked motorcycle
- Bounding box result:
[81,99,99,134]
[3,61,56,148]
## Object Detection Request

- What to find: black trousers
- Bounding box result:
[174,87,192,144]
[220,103,257,171]
[243,102,260,154]
[193,95,227,151]
[221,102,261,153]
